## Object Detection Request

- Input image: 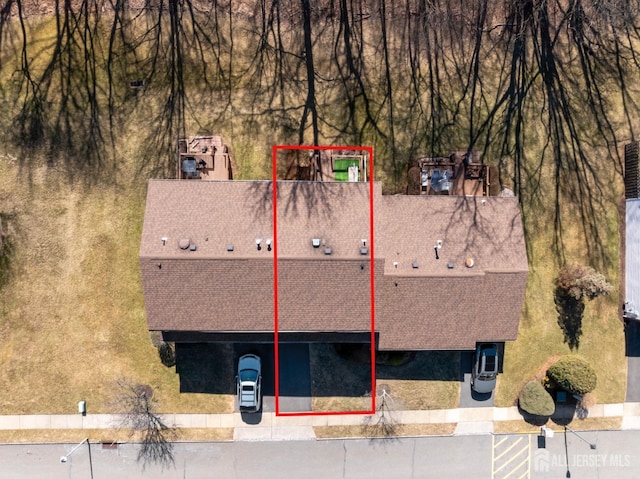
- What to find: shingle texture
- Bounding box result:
[140,180,528,350]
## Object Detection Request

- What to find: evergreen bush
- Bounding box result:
[547,355,597,395]
[519,380,555,416]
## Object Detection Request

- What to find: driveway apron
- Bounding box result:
[278,343,312,413]
[625,320,640,402]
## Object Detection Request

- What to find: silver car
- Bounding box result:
[471,343,499,394]
[236,354,262,412]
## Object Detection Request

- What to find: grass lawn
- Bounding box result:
[313,423,456,439]
[0,8,631,422]
[0,151,625,415]
[493,418,622,435]
[0,428,233,443]
[494,195,626,407]
[0,159,233,414]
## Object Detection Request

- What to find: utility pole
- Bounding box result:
[60,437,94,479]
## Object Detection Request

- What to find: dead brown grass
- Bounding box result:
[0,428,233,443]
[495,215,626,407]
[0,7,630,419]
[0,429,131,444]
[378,379,459,411]
[173,428,234,441]
[313,423,456,439]
[0,160,234,414]
[493,417,622,435]
[312,397,372,412]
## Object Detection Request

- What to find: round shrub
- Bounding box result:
[556,264,612,301]
[547,355,597,395]
[519,381,555,416]
[158,342,176,367]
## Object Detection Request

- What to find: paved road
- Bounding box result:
[2,431,640,478]
[0,436,488,479]
[531,428,640,478]
[492,434,530,478]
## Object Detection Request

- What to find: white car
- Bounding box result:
[471,343,499,394]
[236,354,262,412]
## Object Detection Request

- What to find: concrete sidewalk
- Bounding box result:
[0,402,639,441]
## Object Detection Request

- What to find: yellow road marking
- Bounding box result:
[492,436,496,479]
[494,437,523,461]
[503,455,529,479]
[526,434,531,479]
[492,435,531,479]
[494,436,510,448]
[493,444,529,474]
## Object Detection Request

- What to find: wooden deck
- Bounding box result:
[178,135,233,180]
[417,156,489,197]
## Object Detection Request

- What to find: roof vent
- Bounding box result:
[161,236,167,246]
[179,239,190,250]
[412,261,419,269]
[324,247,332,255]
[226,244,234,252]
[312,238,321,248]
[266,239,272,251]
[447,262,454,269]
[465,258,475,268]
[189,243,197,251]
[360,247,369,255]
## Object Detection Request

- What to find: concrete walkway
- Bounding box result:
[1,402,639,441]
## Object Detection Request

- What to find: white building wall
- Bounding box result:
[625,199,640,318]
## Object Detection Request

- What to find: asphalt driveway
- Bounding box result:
[625,320,640,402]
[459,350,495,407]
[277,343,312,412]
[234,343,312,414]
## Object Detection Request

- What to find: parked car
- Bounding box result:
[236,354,262,412]
[471,343,499,394]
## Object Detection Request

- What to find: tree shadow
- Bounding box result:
[174,343,235,395]
[554,287,585,350]
[518,405,551,427]
[518,393,577,427]
[309,344,460,399]
[0,212,16,290]
[550,402,578,426]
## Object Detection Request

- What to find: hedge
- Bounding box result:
[519,381,555,416]
[547,355,597,395]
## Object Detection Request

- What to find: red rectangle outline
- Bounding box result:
[272,145,376,416]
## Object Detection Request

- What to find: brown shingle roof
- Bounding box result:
[377,272,527,350]
[375,195,528,275]
[140,180,528,349]
[141,180,373,259]
[141,258,274,331]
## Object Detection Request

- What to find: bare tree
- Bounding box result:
[362,386,398,438]
[1,0,639,266]
[114,379,175,470]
